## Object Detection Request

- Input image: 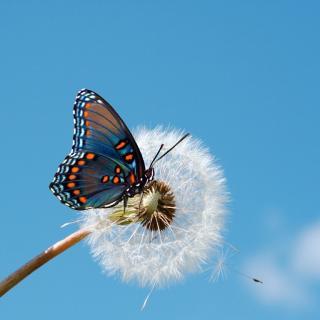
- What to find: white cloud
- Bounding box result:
[243,219,320,309]
[244,254,309,308]
[292,221,320,279]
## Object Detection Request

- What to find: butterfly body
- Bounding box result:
[49,89,153,210]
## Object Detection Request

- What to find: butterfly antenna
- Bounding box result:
[149,144,164,168]
[154,133,190,164]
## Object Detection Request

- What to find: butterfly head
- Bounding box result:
[144,167,155,182]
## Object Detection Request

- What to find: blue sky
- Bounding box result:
[1,1,319,319]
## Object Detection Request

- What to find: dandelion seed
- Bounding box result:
[80,127,228,287]
[208,245,264,285]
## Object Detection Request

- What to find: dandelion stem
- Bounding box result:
[0,228,91,297]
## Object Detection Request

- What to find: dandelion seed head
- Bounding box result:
[80,127,228,287]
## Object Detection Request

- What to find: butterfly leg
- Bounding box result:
[123,195,128,215]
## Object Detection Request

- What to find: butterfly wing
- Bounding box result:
[49,89,145,210]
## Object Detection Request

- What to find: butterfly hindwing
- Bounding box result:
[50,151,129,209]
[49,89,145,210]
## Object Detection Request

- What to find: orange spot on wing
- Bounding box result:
[129,172,136,184]
[124,153,134,162]
[115,140,127,150]
[86,153,95,160]
[115,166,121,174]
[85,120,91,126]
[86,103,91,109]
[69,174,77,180]
[73,189,81,196]
[84,111,89,118]
[113,176,120,184]
[67,182,75,188]
[79,196,87,203]
[71,167,80,173]
[102,175,109,183]
[78,160,86,166]
[86,130,91,137]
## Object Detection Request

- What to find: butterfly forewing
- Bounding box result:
[49,89,145,210]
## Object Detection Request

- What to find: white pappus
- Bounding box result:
[79,127,228,288]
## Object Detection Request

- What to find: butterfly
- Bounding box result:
[49,89,188,210]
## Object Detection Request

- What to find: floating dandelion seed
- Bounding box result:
[80,127,228,287]
[207,245,264,285]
